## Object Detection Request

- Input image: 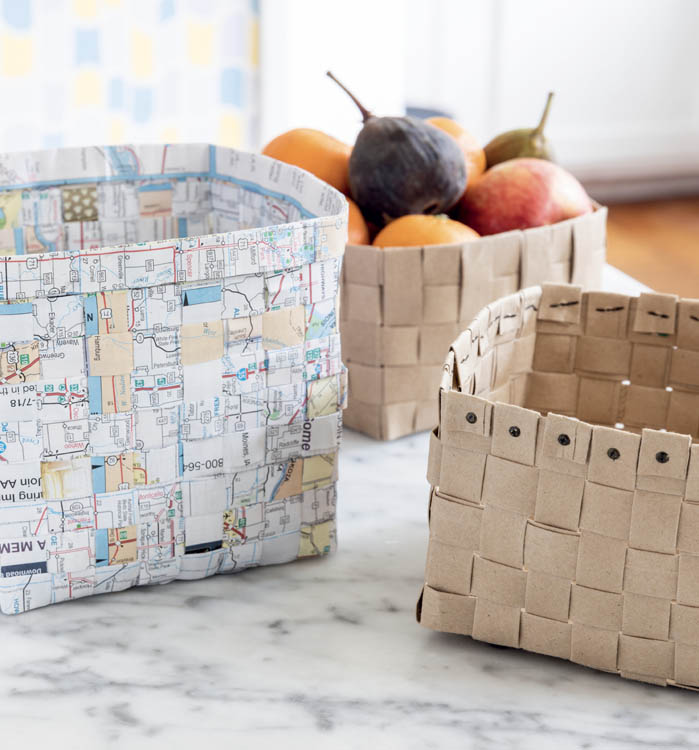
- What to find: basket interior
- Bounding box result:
[0,171,308,257]
[448,284,699,440]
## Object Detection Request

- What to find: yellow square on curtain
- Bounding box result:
[1,33,33,77]
[187,21,213,67]
[219,113,243,149]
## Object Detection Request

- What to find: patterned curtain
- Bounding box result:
[0,0,259,151]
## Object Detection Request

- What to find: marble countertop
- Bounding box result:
[4,267,696,750]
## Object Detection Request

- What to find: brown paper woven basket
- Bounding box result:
[341,208,606,440]
[418,282,699,689]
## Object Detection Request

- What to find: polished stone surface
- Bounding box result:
[5,267,695,750]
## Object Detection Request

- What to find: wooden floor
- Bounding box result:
[606,197,699,298]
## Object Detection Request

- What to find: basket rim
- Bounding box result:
[0,142,348,272]
[441,283,699,443]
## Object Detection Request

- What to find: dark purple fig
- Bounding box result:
[327,71,467,225]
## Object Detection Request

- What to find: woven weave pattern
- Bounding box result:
[420,283,699,689]
[0,144,348,614]
[341,209,606,440]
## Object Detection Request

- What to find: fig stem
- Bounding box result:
[326,70,373,122]
[533,91,554,136]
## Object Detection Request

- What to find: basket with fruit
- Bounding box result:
[262,75,605,440]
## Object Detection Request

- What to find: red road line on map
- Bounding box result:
[109,537,137,564]
[101,292,110,333]
[33,506,48,534]
[270,274,285,305]
[111,376,118,411]
[1,356,40,384]
[288,392,309,425]
[43,391,85,398]
[271,204,288,220]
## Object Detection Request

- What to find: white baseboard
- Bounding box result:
[580,173,699,204]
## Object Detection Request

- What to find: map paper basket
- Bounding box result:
[0,143,348,614]
[341,208,606,440]
[419,282,699,689]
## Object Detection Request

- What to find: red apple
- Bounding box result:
[458,157,593,236]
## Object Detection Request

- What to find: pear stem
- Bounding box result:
[326,71,373,122]
[533,91,554,136]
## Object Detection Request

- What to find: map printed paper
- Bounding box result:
[0,143,348,614]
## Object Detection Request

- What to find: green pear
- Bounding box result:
[484,92,555,168]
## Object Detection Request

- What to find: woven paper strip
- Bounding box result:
[420,283,699,689]
[342,208,606,440]
[0,144,348,614]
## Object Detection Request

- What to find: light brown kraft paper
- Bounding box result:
[342,209,606,441]
[343,398,438,441]
[419,284,699,689]
[382,247,424,326]
[343,320,419,366]
[520,221,573,289]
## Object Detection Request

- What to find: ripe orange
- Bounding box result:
[427,117,486,190]
[262,128,351,195]
[372,214,479,248]
[347,198,370,245]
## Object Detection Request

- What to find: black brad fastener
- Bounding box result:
[558,434,570,446]
[466,412,477,424]
[656,451,670,464]
[509,426,521,437]
[607,448,621,461]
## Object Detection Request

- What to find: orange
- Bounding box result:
[262,128,351,195]
[347,198,370,245]
[427,117,486,190]
[372,214,479,248]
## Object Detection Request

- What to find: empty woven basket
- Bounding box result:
[0,144,348,614]
[419,282,699,689]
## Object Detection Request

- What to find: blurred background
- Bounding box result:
[0,0,697,293]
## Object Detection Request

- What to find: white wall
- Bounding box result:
[261,0,699,200]
[405,0,699,199]
[258,0,406,148]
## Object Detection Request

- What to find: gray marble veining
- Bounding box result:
[3,267,695,750]
[4,430,698,750]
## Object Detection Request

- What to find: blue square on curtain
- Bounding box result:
[160,0,175,20]
[75,29,100,64]
[2,0,30,29]
[109,78,124,109]
[132,87,153,123]
[221,68,244,108]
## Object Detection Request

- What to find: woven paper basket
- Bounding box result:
[341,208,606,441]
[0,143,348,614]
[418,282,699,689]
